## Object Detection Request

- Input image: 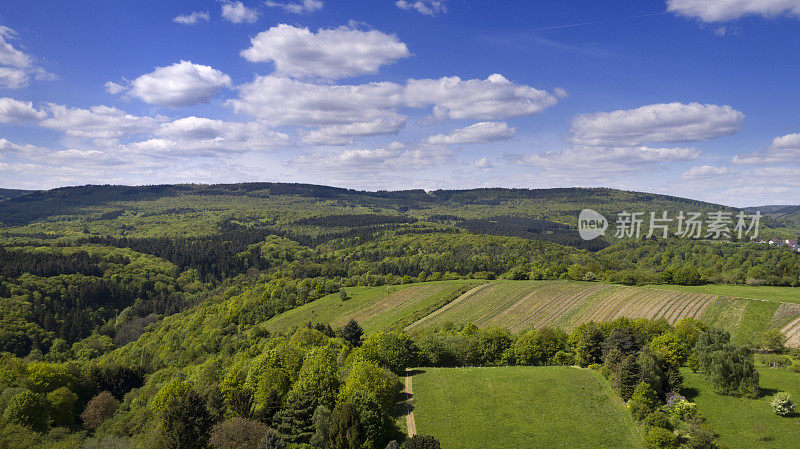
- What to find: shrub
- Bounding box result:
[643,411,671,430]
[209,417,269,449]
[791,360,800,373]
[771,391,795,417]
[81,391,119,430]
[403,435,441,449]
[756,353,790,368]
[549,350,575,366]
[629,382,659,421]
[671,400,697,420]
[645,426,678,449]
[761,328,786,354]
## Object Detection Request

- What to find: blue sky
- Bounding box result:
[1,0,799,206]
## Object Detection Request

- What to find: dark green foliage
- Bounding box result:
[618,355,641,401]
[328,402,364,449]
[46,386,78,426]
[403,435,441,449]
[228,388,255,419]
[339,320,363,347]
[274,393,318,444]
[694,329,760,398]
[603,327,643,356]
[309,405,330,448]
[87,364,145,400]
[255,389,282,426]
[349,389,389,449]
[160,390,214,449]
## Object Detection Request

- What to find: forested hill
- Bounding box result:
[0,187,33,203]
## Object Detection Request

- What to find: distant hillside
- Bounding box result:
[0,182,748,249]
[746,204,800,230]
[0,188,33,202]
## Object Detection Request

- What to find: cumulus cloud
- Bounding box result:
[569,102,744,147]
[667,0,800,22]
[513,145,699,175]
[39,104,163,139]
[173,11,211,25]
[0,26,54,88]
[240,24,410,79]
[230,76,403,126]
[732,132,800,164]
[682,165,736,178]
[125,60,232,107]
[396,0,446,16]
[0,97,46,123]
[474,156,493,169]
[405,74,561,121]
[301,116,406,146]
[104,81,126,94]
[221,1,260,24]
[265,0,323,14]
[152,116,291,153]
[423,121,515,145]
[0,138,45,156]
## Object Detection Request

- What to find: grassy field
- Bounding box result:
[650,284,800,304]
[682,367,800,448]
[263,280,477,333]
[411,366,644,449]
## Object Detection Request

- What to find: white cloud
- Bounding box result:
[405,74,561,121]
[569,102,744,147]
[230,76,404,126]
[173,11,211,25]
[0,26,54,89]
[732,132,800,164]
[291,141,453,171]
[152,116,290,153]
[0,138,45,156]
[424,121,515,145]
[513,145,699,175]
[221,1,260,23]
[396,0,446,16]
[265,0,323,14]
[240,24,410,79]
[0,97,46,122]
[667,0,800,22]
[126,60,232,107]
[682,165,736,178]
[301,116,406,146]
[39,104,163,139]
[474,156,493,169]
[104,81,126,94]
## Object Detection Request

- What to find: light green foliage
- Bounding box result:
[360,331,417,374]
[24,362,75,394]
[771,391,794,417]
[151,378,191,414]
[2,390,48,431]
[46,387,78,426]
[291,343,343,408]
[629,382,660,421]
[670,400,697,420]
[338,359,399,414]
[513,327,568,366]
[644,426,678,449]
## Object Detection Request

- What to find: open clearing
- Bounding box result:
[411,366,644,449]
[682,367,800,448]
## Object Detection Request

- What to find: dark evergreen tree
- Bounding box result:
[256,389,282,426]
[339,319,364,347]
[228,388,254,419]
[328,402,364,449]
[161,390,214,449]
[403,435,441,449]
[274,392,318,444]
[618,354,641,401]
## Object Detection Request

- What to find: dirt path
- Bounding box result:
[405,369,417,437]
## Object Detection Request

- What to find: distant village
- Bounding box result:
[762,238,800,252]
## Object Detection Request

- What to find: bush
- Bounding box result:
[791,360,800,373]
[771,391,795,417]
[629,382,659,421]
[643,411,671,430]
[81,391,119,430]
[549,350,575,366]
[645,426,678,449]
[209,417,269,449]
[761,328,786,354]
[671,400,697,420]
[403,435,441,449]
